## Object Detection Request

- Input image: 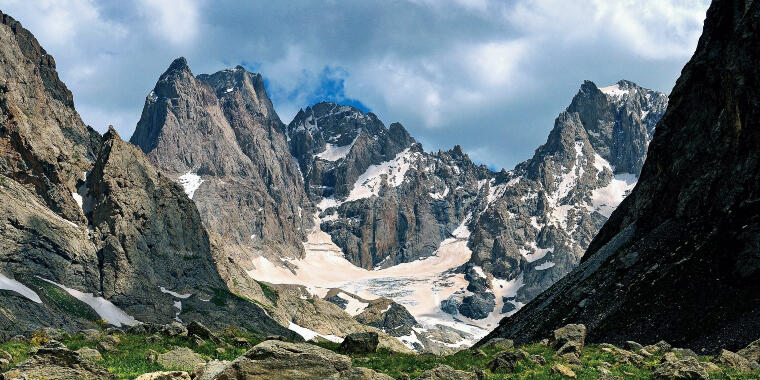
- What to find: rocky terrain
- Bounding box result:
[0,11,295,341]
[2,321,759,379]
[480,0,760,354]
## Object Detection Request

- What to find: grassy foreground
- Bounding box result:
[1,329,759,379]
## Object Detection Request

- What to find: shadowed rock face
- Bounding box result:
[479,0,760,353]
[130,60,312,262]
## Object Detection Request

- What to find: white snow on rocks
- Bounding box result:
[535,261,555,270]
[429,187,449,200]
[600,83,628,98]
[0,272,42,303]
[346,148,418,202]
[591,173,638,217]
[335,292,369,316]
[72,192,83,209]
[177,172,204,199]
[288,322,343,343]
[316,137,356,161]
[519,242,552,263]
[37,277,137,327]
[159,286,192,299]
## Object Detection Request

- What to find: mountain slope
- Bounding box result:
[0,13,296,341]
[479,0,760,353]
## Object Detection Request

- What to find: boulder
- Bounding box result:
[211,340,389,380]
[561,352,582,365]
[134,371,191,380]
[549,324,586,355]
[652,357,708,380]
[486,349,529,373]
[624,341,643,351]
[481,338,514,350]
[0,351,10,361]
[187,321,221,344]
[416,364,477,380]
[191,360,230,380]
[155,347,206,372]
[712,349,751,372]
[96,335,120,353]
[339,367,394,379]
[0,341,114,379]
[161,322,188,338]
[551,364,576,378]
[531,354,547,365]
[80,329,102,340]
[233,337,250,347]
[644,341,672,354]
[338,332,379,354]
[671,348,698,358]
[75,347,102,361]
[738,338,760,362]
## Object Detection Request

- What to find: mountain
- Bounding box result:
[130,60,312,266]
[479,0,760,353]
[0,11,296,341]
[241,80,666,350]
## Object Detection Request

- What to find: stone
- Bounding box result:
[266,335,289,342]
[482,338,513,350]
[155,347,206,372]
[233,337,250,347]
[211,340,390,379]
[624,341,643,351]
[42,328,66,341]
[8,336,25,343]
[561,353,582,365]
[161,322,188,338]
[76,347,102,361]
[80,329,102,340]
[644,341,672,354]
[712,349,751,372]
[338,332,379,354]
[551,363,577,378]
[738,338,760,362]
[0,358,9,369]
[215,348,226,354]
[597,368,621,380]
[486,349,529,373]
[96,335,120,353]
[416,364,477,380]
[191,360,230,380]
[471,349,486,358]
[187,321,221,344]
[662,352,678,363]
[550,324,586,355]
[638,349,653,358]
[1,341,114,379]
[134,371,191,380]
[147,334,162,343]
[146,350,159,362]
[531,354,547,365]
[652,358,708,380]
[0,351,10,361]
[671,348,697,358]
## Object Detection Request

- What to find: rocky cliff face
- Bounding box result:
[0,13,295,340]
[130,60,312,263]
[479,0,760,353]
[454,80,667,320]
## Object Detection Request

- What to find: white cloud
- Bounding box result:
[137,0,200,46]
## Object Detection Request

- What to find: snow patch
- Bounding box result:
[159,287,192,299]
[600,83,628,98]
[288,322,343,343]
[316,137,356,161]
[591,173,638,217]
[336,292,369,316]
[177,172,204,199]
[429,187,449,200]
[37,277,137,327]
[346,148,417,202]
[535,261,555,270]
[0,272,42,303]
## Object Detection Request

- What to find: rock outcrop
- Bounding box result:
[130,60,312,265]
[478,0,760,353]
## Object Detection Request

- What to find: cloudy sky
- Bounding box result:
[1,0,709,170]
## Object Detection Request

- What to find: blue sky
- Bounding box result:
[0,0,709,170]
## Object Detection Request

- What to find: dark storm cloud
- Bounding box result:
[0,0,709,170]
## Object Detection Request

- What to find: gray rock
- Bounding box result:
[738,338,760,362]
[161,322,188,338]
[134,371,191,380]
[671,348,697,358]
[191,359,230,380]
[624,341,643,351]
[75,347,102,361]
[338,332,379,354]
[481,338,514,350]
[96,335,120,353]
[187,321,220,344]
[155,347,206,372]
[416,364,477,380]
[212,340,388,379]
[486,349,529,373]
[652,358,708,380]
[1,341,114,379]
[712,349,752,372]
[551,363,576,378]
[549,324,586,354]
[0,351,10,361]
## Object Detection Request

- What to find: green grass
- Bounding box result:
[255,281,279,304]
[26,277,100,321]
[3,329,760,380]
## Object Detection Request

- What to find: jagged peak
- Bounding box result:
[164,57,190,75]
[103,125,121,141]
